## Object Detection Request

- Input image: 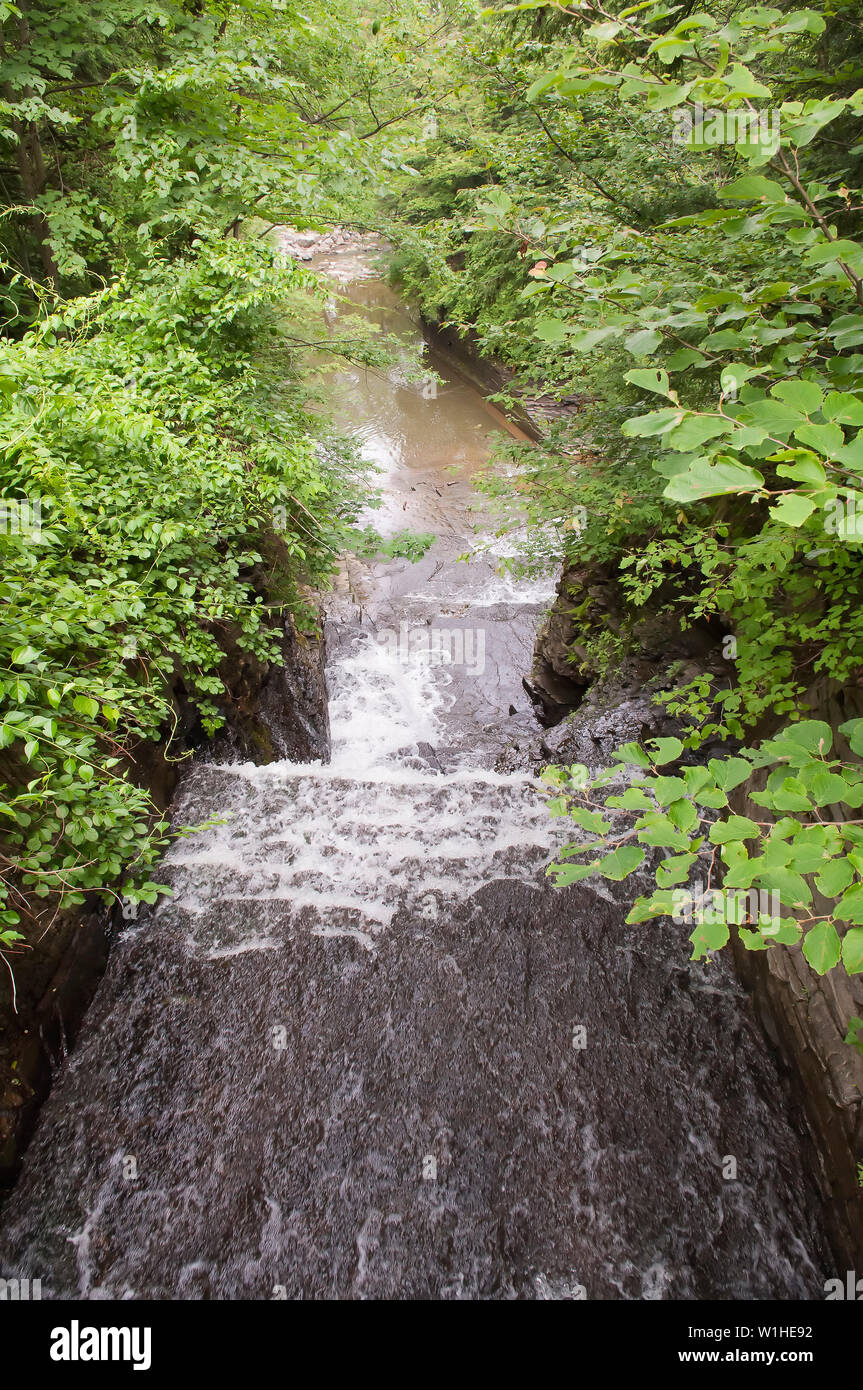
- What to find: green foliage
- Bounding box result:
[545,719,863,977]
[0,0,460,942]
[0,234,366,928]
[383,0,863,976]
[346,526,437,563]
[6,0,863,984]
[845,1015,863,1055]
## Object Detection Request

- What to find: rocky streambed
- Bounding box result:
[0,236,843,1298]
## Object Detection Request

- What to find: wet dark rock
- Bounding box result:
[530,557,863,1271]
[529,561,725,731]
[0,878,830,1299]
[220,621,330,765]
[0,613,329,1191]
[0,911,108,1187]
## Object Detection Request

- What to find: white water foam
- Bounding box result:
[326,630,447,770]
[157,630,568,956]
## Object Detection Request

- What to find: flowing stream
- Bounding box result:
[0,242,830,1299]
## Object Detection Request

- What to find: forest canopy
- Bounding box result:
[3,0,863,984]
[0,0,443,942]
[383,0,863,980]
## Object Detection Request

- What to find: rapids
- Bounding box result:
[0,241,830,1299]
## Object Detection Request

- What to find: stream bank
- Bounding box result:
[0,237,835,1298]
[410,278,863,1273]
[0,615,329,1189]
[534,571,863,1271]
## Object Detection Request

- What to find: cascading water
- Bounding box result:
[0,240,831,1299]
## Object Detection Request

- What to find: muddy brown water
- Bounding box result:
[0,242,831,1299]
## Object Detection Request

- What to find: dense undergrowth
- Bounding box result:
[0,0,450,950]
[0,238,368,938]
[383,0,863,978]
[4,0,863,986]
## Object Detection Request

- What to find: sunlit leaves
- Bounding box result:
[0,230,362,930]
[546,722,863,976]
[661,457,765,502]
[802,921,842,975]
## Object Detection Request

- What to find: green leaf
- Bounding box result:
[708,757,753,792]
[769,493,816,527]
[802,921,842,975]
[624,366,669,394]
[809,770,853,806]
[841,929,863,974]
[805,238,863,267]
[656,853,696,887]
[709,815,760,844]
[567,806,612,834]
[815,858,854,898]
[839,718,863,757]
[624,331,663,358]
[843,1015,863,1052]
[607,786,654,811]
[689,916,730,959]
[666,415,734,452]
[834,885,863,925]
[72,695,100,720]
[596,845,645,880]
[9,645,39,666]
[652,775,687,805]
[626,888,678,922]
[823,392,863,426]
[764,721,833,760]
[663,457,764,502]
[535,317,568,344]
[637,812,691,849]
[719,176,784,203]
[550,862,597,886]
[794,422,844,456]
[772,380,823,415]
[646,736,684,765]
[667,798,697,833]
[622,407,684,438]
[615,742,651,768]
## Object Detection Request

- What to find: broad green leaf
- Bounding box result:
[616,742,651,768]
[663,457,765,502]
[597,845,645,880]
[535,317,567,344]
[718,176,784,203]
[834,885,863,925]
[769,493,816,527]
[709,815,760,844]
[624,331,663,358]
[624,367,669,394]
[802,921,842,975]
[842,929,863,975]
[708,757,753,792]
[689,916,730,959]
[815,858,855,899]
[772,380,823,414]
[656,853,696,887]
[646,736,684,765]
